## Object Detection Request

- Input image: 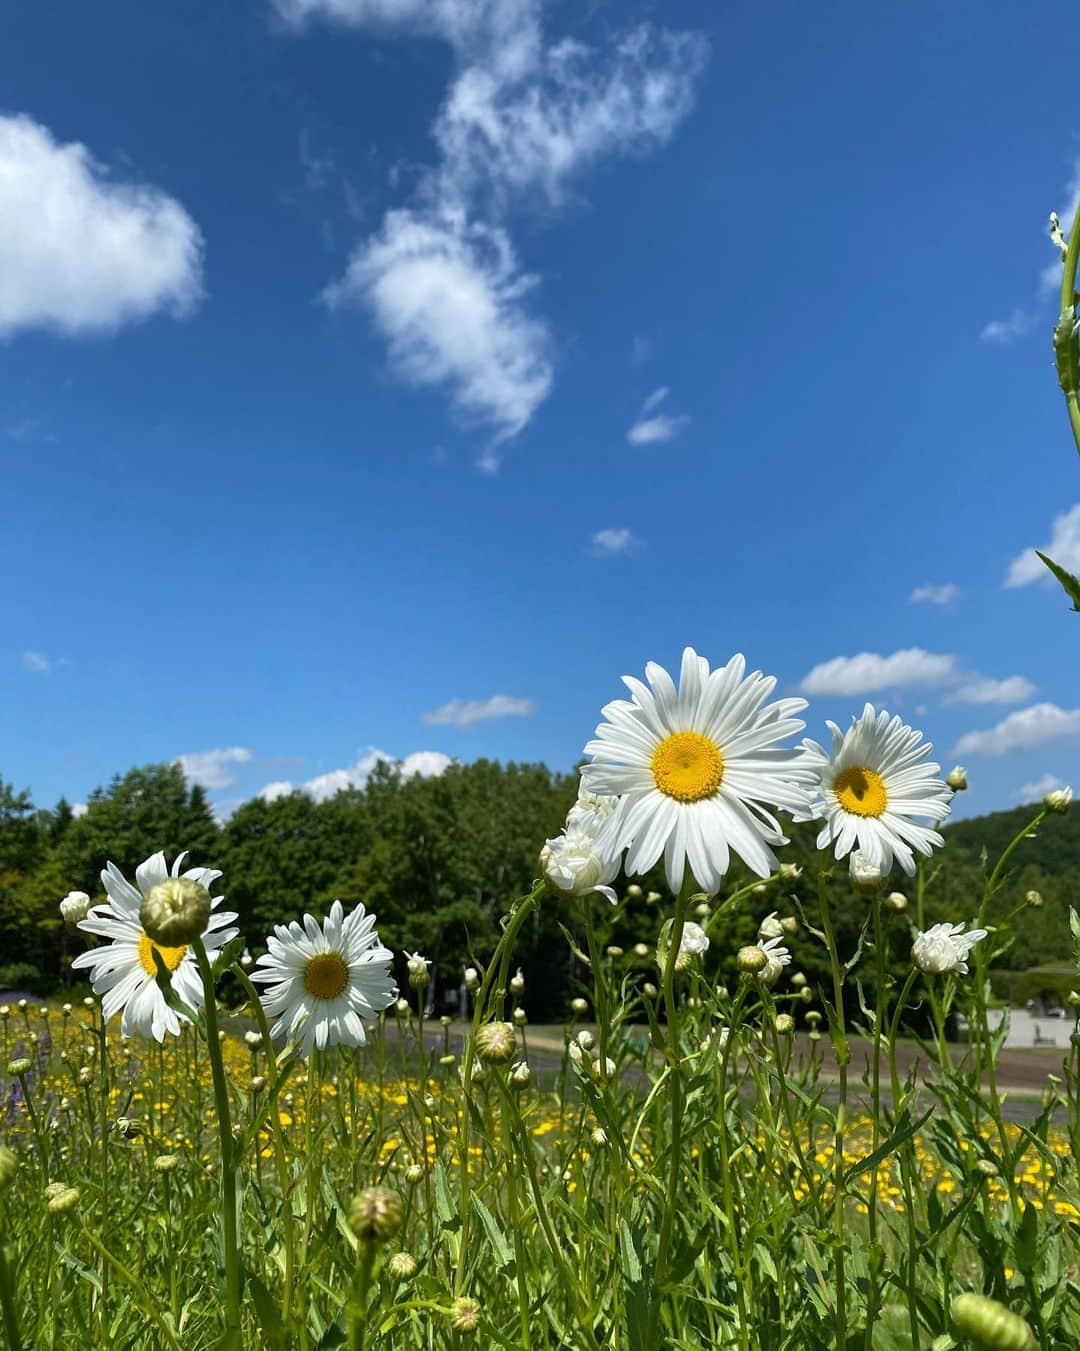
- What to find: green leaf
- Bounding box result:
[842,1106,933,1187]
[1015,1200,1039,1271]
[1037,551,1080,611]
[618,1219,642,1285]
[247,1271,288,1349]
[471,1194,514,1270]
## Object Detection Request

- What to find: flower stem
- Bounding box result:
[818,876,849,1350]
[0,1239,21,1351]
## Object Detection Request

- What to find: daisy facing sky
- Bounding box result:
[580,647,812,894]
[251,900,396,1058]
[73,850,238,1042]
[801,704,952,877]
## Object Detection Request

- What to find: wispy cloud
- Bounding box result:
[1016,772,1065,802]
[909,583,961,606]
[626,386,690,445]
[944,675,1036,706]
[283,1,707,459]
[980,157,1080,344]
[591,527,639,556]
[176,747,254,791]
[422,694,536,727]
[955,703,1080,756]
[22,650,51,674]
[0,113,202,339]
[259,746,452,804]
[1004,502,1080,588]
[799,648,961,697]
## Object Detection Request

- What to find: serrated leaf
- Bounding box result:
[472,1193,513,1270]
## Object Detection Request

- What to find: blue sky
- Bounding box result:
[3,0,1080,822]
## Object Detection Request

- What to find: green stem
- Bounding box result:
[1058,205,1080,454]
[347,1240,376,1351]
[77,1224,184,1351]
[191,936,243,1346]
[888,968,920,1348]
[863,894,888,1351]
[644,878,692,1351]
[0,1242,21,1351]
[818,877,849,1351]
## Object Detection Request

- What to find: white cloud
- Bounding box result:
[0,114,202,339]
[422,695,536,727]
[176,747,254,791]
[1004,502,1080,588]
[1016,772,1065,802]
[954,703,1080,757]
[22,650,50,674]
[944,675,1036,706]
[980,308,1034,344]
[261,746,453,804]
[71,802,88,818]
[909,583,961,605]
[590,527,638,556]
[626,385,690,445]
[799,648,961,697]
[290,1,706,449]
[325,210,552,450]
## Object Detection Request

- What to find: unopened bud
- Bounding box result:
[512,1007,527,1026]
[406,952,430,989]
[59,891,91,929]
[154,1154,180,1173]
[474,1022,516,1064]
[570,997,588,1016]
[464,967,480,992]
[1026,890,1043,908]
[388,1251,417,1280]
[140,877,211,947]
[737,945,767,974]
[774,1014,795,1035]
[510,1062,531,1091]
[886,892,907,912]
[849,852,887,896]
[509,968,525,996]
[348,1187,403,1242]
[626,885,643,900]
[7,1058,31,1077]
[758,912,784,941]
[951,1292,1035,1350]
[449,1296,482,1334]
[946,766,968,792]
[46,1183,80,1215]
[1044,786,1072,814]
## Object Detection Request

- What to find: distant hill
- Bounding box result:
[944,802,1080,876]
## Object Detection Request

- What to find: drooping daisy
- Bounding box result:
[580,647,812,894]
[757,936,791,987]
[251,900,396,1057]
[679,921,710,956]
[801,704,951,877]
[72,851,238,1043]
[540,792,622,904]
[912,922,987,975]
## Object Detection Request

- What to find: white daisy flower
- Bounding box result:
[580,647,812,894]
[679,921,710,956]
[912,921,988,975]
[540,794,622,904]
[71,851,238,1043]
[758,936,791,987]
[251,900,396,1057]
[801,704,951,877]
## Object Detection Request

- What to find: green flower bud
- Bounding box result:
[449,1296,482,1334]
[474,1022,516,1064]
[348,1186,403,1243]
[140,877,211,947]
[737,945,767,974]
[774,1014,795,1035]
[154,1154,180,1173]
[46,1184,80,1215]
[388,1251,417,1280]
[7,1058,31,1077]
[951,1293,1035,1350]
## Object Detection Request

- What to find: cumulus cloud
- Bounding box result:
[325,211,551,447]
[590,527,638,556]
[944,675,1036,706]
[176,747,254,791]
[71,802,88,818]
[22,650,51,674]
[980,309,1035,344]
[799,648,961,697]
[287,0,706,453]
[954,703,1080,757]
[260,746,452,803]
[909,583,961,606]
[422,695,536,727]
[0,114,202,339]
[626,385,690,445]
[1004,502,1080,589]
[1016,772,1065,802]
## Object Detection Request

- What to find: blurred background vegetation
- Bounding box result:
[0,764,1074,1021]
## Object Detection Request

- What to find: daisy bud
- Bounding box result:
[886,892,907,912]
[646,891,661,904]
[59,890,91,929]
[464,967,480,992]
[512,1007,527,1026]
[440,1015,452,1027]
[774,1014,795,1035]
[424,1094,435,1111]
[694,901,711,918]
[244,1031,263,1049]
[0,1146,18,1191]
[946,766,968,792]
[626,885,643,900]
[388,1251,417,1281]
[779,862,802,881]
[510,1062,531,1091]
[758,912,784,941]
[806,1010,822,1026]
[140,877,211,948]
[591,1127,608,1147]
[77,1067,93,1086]
[809,1028,822,1042]
[737,945,767,975]
[1045,786,1072,814]
[474,1022,516,1064]
[348,1186,403,1243]
[1026,889,1043,908]
[716,985,728,1000]
[0,1007,7,1019]
[439,1054,456,1068]
[114,1117,143,1140]
[951,1293,1035,1350]
[567,1040,584,1068]
[791,971,807,988]
[46,1184,80,1215]
[633,943,650,958]
[240,949,254,969]
[62,1004,72,1016]
[404,1164,425,1184]
[591,1055,617,1081]
[395,999,410,1017]
[1067,990,1080,1009]
[82,997,95,1009]
[678,922,709,957]
[576,1030,596,1052]
[974,1158,998,1177]
[17,1001,26,1011]
[406,952,431,989]
[448,1296,482,1335]
[606,945,624,959]
[7,1058,31,1077]
[643,982,658,998]
[154,1154,180,1173]
[249,1075,266,1093]
[780,916,797,935]
[509,968,525,996]
[570,997,588,1016]
[850,852,888,895]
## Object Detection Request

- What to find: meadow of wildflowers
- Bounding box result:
[1,644,1079,1350]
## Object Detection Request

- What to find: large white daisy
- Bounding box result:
[72,851,239,1042]
[801,703,951,876]
[251,900,396,1058]
[580,647,812,894]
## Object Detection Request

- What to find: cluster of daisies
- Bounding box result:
[66,646,1043,1051]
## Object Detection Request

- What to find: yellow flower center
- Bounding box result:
[137,933,188,976]
[304,953,350,1001]
[651,731,724,802]
[834,766,888,818]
